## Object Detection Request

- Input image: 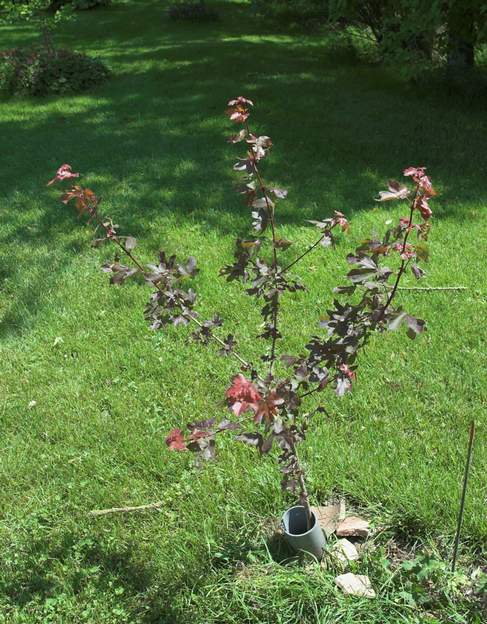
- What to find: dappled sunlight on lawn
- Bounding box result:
[1,2,487,622]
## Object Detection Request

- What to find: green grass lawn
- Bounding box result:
[1,1,487,622]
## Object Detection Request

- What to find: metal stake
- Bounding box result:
[451,421,475,572]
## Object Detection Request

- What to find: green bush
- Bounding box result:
[49,0,111,10]
[0,47,109,97]
[73,0,111,8]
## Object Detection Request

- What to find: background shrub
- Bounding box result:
[0,47,109,97]
[73,0,111,8]
[49,0,111,10]
[168,1,218,22]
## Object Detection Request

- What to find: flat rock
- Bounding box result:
[335,572,376,598]
[336,515,370,538]
[311,503,341,537]
[331,538,359,566]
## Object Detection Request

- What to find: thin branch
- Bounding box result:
[398,286,467,292]
[88,501,163,517]
[299,386,321,400]
[281,234,325,274]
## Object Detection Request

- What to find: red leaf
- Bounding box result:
[47,163,80,186]
[226,374,261,417]
[165,428,187,451]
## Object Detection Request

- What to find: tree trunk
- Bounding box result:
[41,25,55,56]
[447,4,476,69]
[49,0,68,12]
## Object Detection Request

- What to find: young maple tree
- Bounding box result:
[48,97,435,526]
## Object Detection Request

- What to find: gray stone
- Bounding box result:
[335,573,376,598]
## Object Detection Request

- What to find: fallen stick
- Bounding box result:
[398,286,467,292]
[88,501,163,517]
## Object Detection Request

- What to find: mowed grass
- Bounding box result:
[1,1,487,622]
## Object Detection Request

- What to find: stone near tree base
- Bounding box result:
[310,503,341,537]
[335,572,376,598]
[336,515,370,538]
[331,538,360,566]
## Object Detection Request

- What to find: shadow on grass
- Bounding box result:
[1,526,189,623]
[1,513,297,622]
[265,530,299,564]
[1,0,487,338]
[208,524,301,568]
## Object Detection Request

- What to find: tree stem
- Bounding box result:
[378,188,418,322]
[291,441,312,530]
[245,120,280,376]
